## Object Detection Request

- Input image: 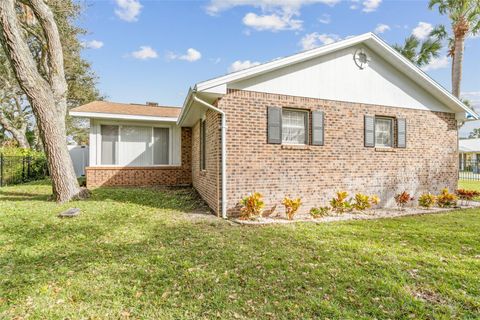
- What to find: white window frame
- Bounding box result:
[374,117,393,148]
[281,108,309,145]
[94,120,177,167]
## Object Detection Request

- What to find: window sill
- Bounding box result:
[375,147,396,152]
[281,144,311,150]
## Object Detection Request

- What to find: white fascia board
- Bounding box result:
[69,111,178,122]
[177,88,194,126]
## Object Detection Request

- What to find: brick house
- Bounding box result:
[70,33,478,218]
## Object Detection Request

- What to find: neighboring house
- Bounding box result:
[70,33,478,218]
[459,138,480,171]
[68,145,89,177]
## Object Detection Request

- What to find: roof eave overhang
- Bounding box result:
[177,88,224,127]
[69,111,178,123]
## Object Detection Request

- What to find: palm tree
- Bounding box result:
[429,0,480,98]
[393,35,442,67]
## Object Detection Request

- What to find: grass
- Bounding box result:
[459,180,480,192]
[1,181,480,319]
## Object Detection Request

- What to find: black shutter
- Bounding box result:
[268,107,282,144]
[312,110,324,146]
[397,118,406,148]
[364,115,375,147]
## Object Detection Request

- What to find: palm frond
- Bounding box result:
[430,25,448,40]
[417,39,442,66]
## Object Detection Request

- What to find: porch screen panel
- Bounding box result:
[153,127,169,165]
[101,125,118,165]
[119,126,152,166]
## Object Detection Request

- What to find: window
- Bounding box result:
[101,125,118,165]
[282,109,308,145]
[200,119,206,170]
[120,126,152,166]
[375,117,393,147]
[100,124,170,166]
[153,128,169,165]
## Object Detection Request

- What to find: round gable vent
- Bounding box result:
[354,48,370,70]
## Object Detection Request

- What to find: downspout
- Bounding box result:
[193,95,228,219]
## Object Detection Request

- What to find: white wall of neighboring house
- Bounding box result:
[68,145,89,177]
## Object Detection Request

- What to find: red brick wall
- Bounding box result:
[191,109,221,214]
[86,127,192,187]
[217,90,458,216]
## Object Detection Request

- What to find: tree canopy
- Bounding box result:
[0,0,101,149]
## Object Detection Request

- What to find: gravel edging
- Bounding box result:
[232,201,480,225]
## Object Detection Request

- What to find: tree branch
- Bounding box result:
[27,0,67,112]
[0,0,50,101]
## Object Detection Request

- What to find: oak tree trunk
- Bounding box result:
[0,0,84,202]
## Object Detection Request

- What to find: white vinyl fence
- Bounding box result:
[68,145,89,177]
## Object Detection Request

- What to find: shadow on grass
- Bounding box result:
[85,186,210,214]
[0,190,50,201]
[0,179,211,214]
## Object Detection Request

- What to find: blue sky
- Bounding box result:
[78,0,480,136]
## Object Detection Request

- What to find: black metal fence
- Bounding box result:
[0,154,48,187]
[459,159,480,181]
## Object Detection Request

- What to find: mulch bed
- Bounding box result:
[233,201,480,225]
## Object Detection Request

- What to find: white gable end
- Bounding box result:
[229,45,450,113]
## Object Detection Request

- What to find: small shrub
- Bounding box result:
[370,195,380,205]
[309,206,330,218]
[456,189,480,204]
[418,193,436,209]
[437,188,457,208]
[353,193,380,211]
[394,191,414,210]
[282,197,302,220]
[330,191,353,214]
[239,192,265,220]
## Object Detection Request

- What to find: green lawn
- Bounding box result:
[1,181,480,319]
[459,180,480,192]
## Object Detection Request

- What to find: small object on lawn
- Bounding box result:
[58,208,81,218]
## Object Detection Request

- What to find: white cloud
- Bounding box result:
[228,60,261,73]
[206,0,341,16]
[82,40,104,49]
[206,0,339,33]
[349,0,359,9]
[362,0,381,12]
[131,46,158,60]
[318,14,331,24]
[421,56,449,71]
[299,32,340,50]
[374,23,390,34]
[462,91,480,106]
[115,0,142,22]
[412,22,433,40]
[242,12,302,31]
[167,48,202,62]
